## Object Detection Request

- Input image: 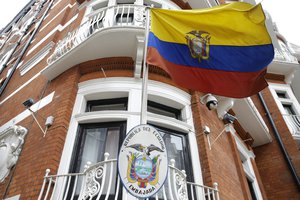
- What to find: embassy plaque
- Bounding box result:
[118,124,168,198]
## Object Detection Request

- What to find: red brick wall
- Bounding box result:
[2,60,299,199]
[1,54,265,199]
[0,67,80,199]
[191,91,254,200]
[0,0,84,198]
[252,88,300,200]
[0,0,85,99]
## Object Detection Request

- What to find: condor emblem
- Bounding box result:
[118,125,168,198]
[185,30,211,62]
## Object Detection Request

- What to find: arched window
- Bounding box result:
[57,78,203,199]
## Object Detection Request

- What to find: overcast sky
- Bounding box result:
[259,0,300,45]
[0,0,299,45]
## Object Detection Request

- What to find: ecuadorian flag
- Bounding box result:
[147,2,274,98]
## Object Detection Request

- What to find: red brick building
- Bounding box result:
[0,0,299,199]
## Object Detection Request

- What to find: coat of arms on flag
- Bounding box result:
[118,125,168,198]
[186,30,211,62]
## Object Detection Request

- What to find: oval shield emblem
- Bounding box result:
[185,30,211,62]
[118,124,168,198]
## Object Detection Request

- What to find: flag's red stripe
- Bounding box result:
[147,47,267,98]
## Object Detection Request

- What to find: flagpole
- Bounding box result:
[140,6,151,125]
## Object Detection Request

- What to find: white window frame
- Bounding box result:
[57,77,203,199]
[229,125,263,200]
[269,83,300,115]
[269,83,300,139]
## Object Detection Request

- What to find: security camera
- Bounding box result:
[23,98,35,108]
[223,113,237,124]
[200,94,218,110]
[206,95,218,110]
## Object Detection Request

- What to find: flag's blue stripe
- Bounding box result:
[148,32,274,72]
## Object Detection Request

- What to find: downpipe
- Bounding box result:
[258,92,300,190]
[0,0,54,96]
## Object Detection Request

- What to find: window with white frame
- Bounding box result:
[269,83,300,138]
[57,78,203,199]
[231,128,263,200]
[240,153,259,200]
[69,121,126,199]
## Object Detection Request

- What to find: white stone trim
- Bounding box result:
[40,3,76,32]
[57,78,203,191]
[0,92,55,132]
[229,126,263,200]
[233,98,272,147]
[0,71,41,106]
[27,14,78,56]
[269,83,300,142]
[4,194,20,200]
[231,128,255,159]
[19,42,54,76]
[78,0,91,11]
[51,0,64,10]
[74,111,138,124]
[245,97,269,133]
[269,83,300,115]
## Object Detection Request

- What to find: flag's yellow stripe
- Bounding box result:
[150,3,272,46]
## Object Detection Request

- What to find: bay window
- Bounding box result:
[57,78,203,199]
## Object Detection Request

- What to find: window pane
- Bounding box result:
[276,91,287,98]
[72,123,125,173]
[150,126,193,200]
[247,178,258,200]
[148,101,181,120]
[70,122,125,199]
[154,127,192,181]
[148,105,178,118]
[283,104,295,115]
[78,127,107,172]
[164,133,185,170]
[91,103,126,111]
[87,98,128,112]
[105,128,120,159]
